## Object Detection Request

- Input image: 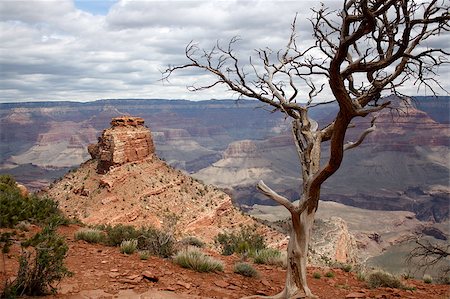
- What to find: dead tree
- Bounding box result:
[406,237,450,277]
[164,1,449,298]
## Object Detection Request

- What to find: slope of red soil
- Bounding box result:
[1,225,448,299]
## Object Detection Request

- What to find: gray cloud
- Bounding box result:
[0,0,449,103]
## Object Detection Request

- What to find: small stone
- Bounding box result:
[260,279,271,287]
[101,260,107,264]
[177,281,191,289]
[165,287,176,292]
[142,271,159,282]
[214,280,229,288]
[110,269,119,272]
[227,285,240,290]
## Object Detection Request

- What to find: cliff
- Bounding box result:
[88,116,154,173]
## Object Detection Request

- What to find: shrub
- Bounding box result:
[181,236,205,248]
[215,225,266,256]
[103,224,139,246]
[253,248,285,267]
[137,226,176,258]
[139,250,150,260]
[313,272,321,279]
[174,248,224,273]
[74,228,105,244]
[2,224,72,296]
[423,274,433,284]
[0,175,67,228]
[101,224,176,258]
[366,270,403,289]
[325,271,335,278]
[234,262,258,277]
[120,239,138,254]
[356,271,366,282]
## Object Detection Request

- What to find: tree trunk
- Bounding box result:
[282,209,317,299]
[243,204,317,299]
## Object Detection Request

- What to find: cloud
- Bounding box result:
[0,0,449,103]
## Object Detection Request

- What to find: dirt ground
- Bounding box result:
[1,225,449,299]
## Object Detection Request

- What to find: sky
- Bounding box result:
[0,0,449,103]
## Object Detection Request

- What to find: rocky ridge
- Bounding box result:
[46,117,284,246]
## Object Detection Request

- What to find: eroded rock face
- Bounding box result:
[88,116,154,173]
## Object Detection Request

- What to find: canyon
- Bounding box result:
[0,96,449,273]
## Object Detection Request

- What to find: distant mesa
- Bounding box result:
[88,116,155,174]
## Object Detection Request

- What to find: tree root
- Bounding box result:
[240,288,319,299]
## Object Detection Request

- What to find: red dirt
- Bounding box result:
[1,225,449,299]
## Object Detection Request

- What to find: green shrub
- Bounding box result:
[0,175,67,228]
[136,226,176,258]
[313,272,321,279]
[74,228,105,244]
[234,262,258,277]
[120,239,138,254]
[2,224,72,296]
[253,248,285,267]
[325,271,335,278]
[366,270,403,289]
[139,250,150,260]
[181,236,205,248]
[103,224,139,246]
[215,225,266,256]
[423,274,433,284]
[100,224,176,258]
[356,271,366,282]
[174,248,224,273]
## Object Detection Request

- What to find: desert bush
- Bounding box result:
[215,225,266,256]
[423,274,433,284]
[2,224,72,297]
[139,250,150,260]
[103,224,139,246]
[313,272,321,279]
[234,262,258,277]
[253,248,285,267]
[120,239,138,254]
[137,226,176,258]
[74,228,105,244]
[325,271,335,278]
[181,236,205,248]
[0,175,67,228]
[366,270,404,289]
[174,247,224,273]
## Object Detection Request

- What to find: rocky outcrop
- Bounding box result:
[88,116,155,174]
[223,140,259,158]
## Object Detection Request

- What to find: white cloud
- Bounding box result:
[0,0,448,103]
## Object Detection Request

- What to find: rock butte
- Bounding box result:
[88,116,155,174]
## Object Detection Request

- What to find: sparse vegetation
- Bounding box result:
[74,228,105,244]
[174,247,224,273]
[313,272,321,279]
[139,250,150,260]
[325,271,335,278]
[234,262,258,277]
[423,274,433,284]
[181,236,205,248]
[253,248,285,267]
[215,225,266,256]
[366,270,404,289]
[120,239,138,254]
[2,224,72,297]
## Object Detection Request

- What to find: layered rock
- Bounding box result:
[46,117,285,247]
[88,116,154,173]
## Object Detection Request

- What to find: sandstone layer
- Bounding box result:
[88,116,154,173]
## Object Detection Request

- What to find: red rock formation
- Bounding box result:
[88,116,155,173]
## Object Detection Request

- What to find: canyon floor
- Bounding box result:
[1,225,449,299]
